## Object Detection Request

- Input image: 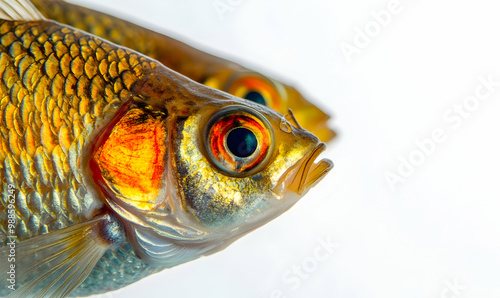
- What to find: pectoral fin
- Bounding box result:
[0,214,118,297]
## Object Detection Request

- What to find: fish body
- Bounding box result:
[0,1,332,297]
[32,0,336,143]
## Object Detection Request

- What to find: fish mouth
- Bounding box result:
[274,143,333,196]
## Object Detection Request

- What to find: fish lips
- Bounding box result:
[273,143,333,197]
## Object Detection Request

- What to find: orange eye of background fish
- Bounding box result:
[227,75,284,112]
[205,106,274,176]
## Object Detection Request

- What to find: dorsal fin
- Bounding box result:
[0,0,45,21]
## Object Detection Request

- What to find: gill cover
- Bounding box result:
[89,101,218,266]
[90,102,168,209]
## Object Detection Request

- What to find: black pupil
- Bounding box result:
[226,128,258,158]
[243,91,266,106]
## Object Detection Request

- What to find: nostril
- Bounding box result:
[279,116,292,133]
[279,109,304,133]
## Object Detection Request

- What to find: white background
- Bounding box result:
[66,0,500,297]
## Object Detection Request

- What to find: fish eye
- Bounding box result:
[205,105,274,176]
[243,91,267,106]
[226,75,284,112]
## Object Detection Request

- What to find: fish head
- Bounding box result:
[172,96,333,230]
[88,70,333,266]
[204,70,336,143]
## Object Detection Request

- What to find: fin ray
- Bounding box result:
[0,0,45,21]
[0,215,112,297]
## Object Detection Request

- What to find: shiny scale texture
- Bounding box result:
[33,0,225,83]
[0,19,160,295]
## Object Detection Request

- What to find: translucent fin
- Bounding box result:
[0,215,112,297]
[0,0,45,21]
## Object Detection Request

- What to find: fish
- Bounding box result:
[0,0,333,296]
[31,0,336,143]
